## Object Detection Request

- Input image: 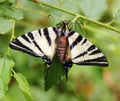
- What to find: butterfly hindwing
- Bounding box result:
[9,27,58,62]
[68,31,108,66]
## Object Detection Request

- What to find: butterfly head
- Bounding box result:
[56,20,70,36]
[57,20,70,29]
[62,20,69,29]
[62,20,68,25]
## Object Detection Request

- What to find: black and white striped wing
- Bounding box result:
[68,31,108,66]
[9,27,57,60]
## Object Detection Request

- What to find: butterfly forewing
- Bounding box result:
[68,31,108,66]
[9,27,57,60]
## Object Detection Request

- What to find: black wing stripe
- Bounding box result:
[9,43,39,57]
[84,56,108,62]
[87,45,96,51]
[38,29,42,36]
[68,31,75,37]
[33,41,44,53]
[75,62,108,66]
[43,28,51,46]
[11,39,33,52]
[52,27,58,35]
[81,39,87,45]
[89,49,101,55]
[21,34,31,43]
[73,51,87,60]
[28,32,34,40]
[74,56,108,66]
[70,35,82,50]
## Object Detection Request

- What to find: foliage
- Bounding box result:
[0,56,14,98]
[45,54,65,91]
[0,19,13,34]
[113,8,120,23]
[0,0,120,101]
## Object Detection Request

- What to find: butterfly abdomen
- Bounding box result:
[56,36,68,62]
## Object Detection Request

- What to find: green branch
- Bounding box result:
[4,19,15,56]
[33,0,120,33]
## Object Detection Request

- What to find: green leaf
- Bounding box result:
[71,21,85,36]
[8,0,17,3]
[0,78,4,98]
[13,73,33,101]
[113,9,120,23]
[4,7,24,20]
[44,54,65,91]
[79,0,107,20]
[0,19,13,34]
[0,56,15,99]
[0,2,23,20]
[0,0,5,3]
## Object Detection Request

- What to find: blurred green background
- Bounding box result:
[0,0,120,101]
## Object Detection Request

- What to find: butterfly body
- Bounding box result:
[9,20,108,80]
[56,36,68,62]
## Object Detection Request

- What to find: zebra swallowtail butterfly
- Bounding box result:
[9,20,108,80]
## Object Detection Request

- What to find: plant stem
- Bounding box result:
[34,1,120,33]
[4,19,15,56]
[10,19,15,41]
[12,68,16,74]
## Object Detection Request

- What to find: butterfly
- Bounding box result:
[9,20,108,80]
